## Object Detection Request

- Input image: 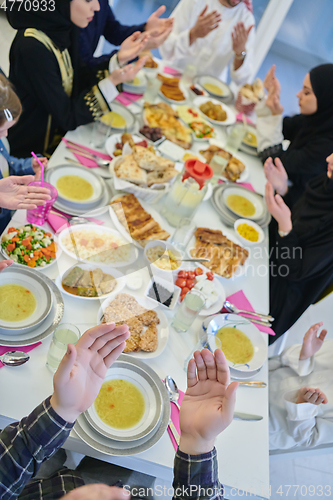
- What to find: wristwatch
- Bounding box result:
[234,50,246,60]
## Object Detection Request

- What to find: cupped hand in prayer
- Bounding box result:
[179,349,238,455]
[264,157,288,196]
[50,323,130,423]
[299,322,327,360]
[117,32,150,66]
[0,175,51,210]
[109,56,148,86]
[232,22,254,56]
[264,65,283,115]
[296,387,328,405]
[145,24,173,50]
[145,5,174,34]
[265,181,292,234]
[190,6,222,45]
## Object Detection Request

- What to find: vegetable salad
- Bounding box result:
[1,224,57,268]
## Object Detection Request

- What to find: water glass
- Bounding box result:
[46,323,81,373]
[184,333,222,372]
[172,290,206,333]
[181,64,197,86]
[91,119,111,149]
[170,218,196,252]
[143,77,161,103]
[26,181,58,225]
[226,123,247,152]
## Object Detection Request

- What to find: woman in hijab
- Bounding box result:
[257,64,333,208]
[6,0,149,157]
[265,152,333,345]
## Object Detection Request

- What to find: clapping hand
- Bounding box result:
[0,175,51,210]
[296,387,328,405]
[190,6,222,45]
[299,322,327,361]
[50,323,130,423]
[232,22,254,56]
[264,157,288,196]
[32,157,48,181]
[265,181,292,234]
[117,32,150,67]
[179,349,238,455]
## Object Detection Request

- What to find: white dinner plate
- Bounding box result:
[187,228,249,280]
[222,186,264,221]
[207,313,267,372]
[0,265,53,334]
[58,224,138,268]
[56,263,126,301]
[101,103,136,131]
[86,365,163,441]
[193,96,236,126]
[109,194,169,249]
[159,79,189,105]
[97,291,169,359]
[122,70,147,94]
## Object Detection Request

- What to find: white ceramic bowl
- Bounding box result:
[234,219,265,246]
[144,240,183,279]
[194,75,232,100]
[56,263,126,301]
[123,70,147,94]
[46,165,104,210]
[0,265,53,334]
[206,313,267,372]
[222,186,264,221]
[193,96,236,126]
[144,275,181,311]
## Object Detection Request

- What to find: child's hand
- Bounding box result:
[296,387,328,405]
[32,157,48,180]
[299,322,327,360]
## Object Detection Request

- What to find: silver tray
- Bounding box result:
[0,273,64,347]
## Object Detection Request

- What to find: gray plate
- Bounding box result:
[84,359,164,442]
[0,265,53,334]
[74,355,170,456]
[239,142,258,157]
[0,274,64,346]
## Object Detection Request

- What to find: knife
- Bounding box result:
[233,412,263,421]
[168,419,180,445]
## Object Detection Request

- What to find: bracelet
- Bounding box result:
[116,52,125,69]
[234,50,246,60]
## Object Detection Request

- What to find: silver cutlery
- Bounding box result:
[174,258,210,263]
[0,351,30,366]
[65,157,86,167]
[168,419,180,445]
[165,376,181,411]
[238,381,267,388]
[233,411,263,421]
[224,300,274,323]
[49,210,90,226]
[66,147,110,168]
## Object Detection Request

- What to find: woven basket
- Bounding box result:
[235,92,256,115]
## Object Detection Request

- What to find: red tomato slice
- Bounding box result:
[178,270,188,279]
[175,278,187,288]
[195,267,203,276]
[188,271,196,280]
[182,287,190,295]
[206,272,214,281]
[186,279,195,289]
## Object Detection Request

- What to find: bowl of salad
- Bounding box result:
[1,224,61,269]
[189,121,215,141]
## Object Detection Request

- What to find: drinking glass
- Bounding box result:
[184,333,222,372]
[170,218,196,252]
[181,64,197,86]
[46,323,81,373]
[226,123,247,152]
[143,77,161,103]
[91,119,111,149]
[26,181,58,225]
[172,290,206,333]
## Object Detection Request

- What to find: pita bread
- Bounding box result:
[147,168,178,186]
[114,155,147,184]
[133,147,175,172]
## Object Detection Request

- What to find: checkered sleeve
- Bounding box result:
[173,447,224,500]
[0,396,74,500]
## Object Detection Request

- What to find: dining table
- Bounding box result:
[0,86,271,499]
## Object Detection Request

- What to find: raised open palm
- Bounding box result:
[299,322,327,360]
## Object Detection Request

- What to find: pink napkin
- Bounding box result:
[236,114,255,126]
[163,66,182,77]
[223,290,275,336]
[168,388,184,451]
[116,92,143,107]
[0,343,41,368]
[62,138,112,169]
[218,180,255,192]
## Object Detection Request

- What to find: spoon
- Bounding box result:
[0,351,30,366]
[165,375,181,411]
[224,300,274,323]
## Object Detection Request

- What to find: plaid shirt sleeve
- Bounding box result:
[0,396,74,500]
[173,447,224,500]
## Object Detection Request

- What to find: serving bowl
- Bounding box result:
[234,219,265,246]
[144,240,183,280]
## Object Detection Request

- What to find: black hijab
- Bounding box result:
[292,173,333,237]
[287,64,333,151]
[6,0,72,51]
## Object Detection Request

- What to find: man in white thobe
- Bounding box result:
[159,0,255,87]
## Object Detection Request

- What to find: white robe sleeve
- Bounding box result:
[280,344,315,376]
[283,390,333,448]
[159,0,198,68]
[255,98,284,154]
[229,25,256,87]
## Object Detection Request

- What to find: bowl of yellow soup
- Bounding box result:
[222,186,264,221]
[123,70,147,95]
[100,102,136,131]
[234,219,265,246]
[46,165,105,210]
[144,240,183,278]
[206,313,267,372]
[86,362,164,441]
[0,265,53,333]
[194,75,233,102]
